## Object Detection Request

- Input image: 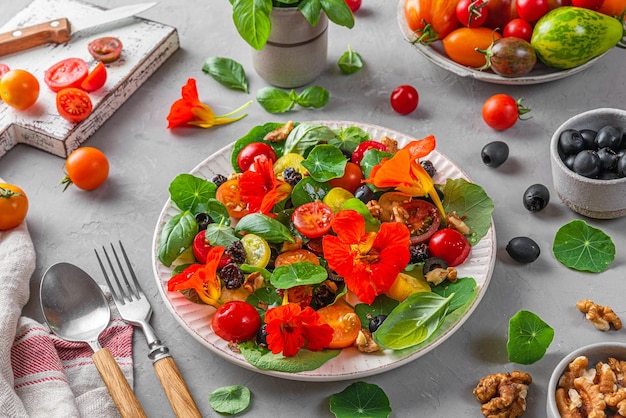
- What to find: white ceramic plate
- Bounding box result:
[396,0,607,85]
[151,120,496,382]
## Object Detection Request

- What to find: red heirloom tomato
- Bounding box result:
[80,61,107,92]
[237,142,277,172]
[484,0,518,29]
[503,18,533,42]
[482,94,530,130]
[456,0,490,27]
[317,304,361,349]
[390,85,419,115]
[63,147,109,191]
[571,0,604,9]
[0,69,39,110]
[401,199,442,244]
[56,88,92,123]
[292,201,334,238]
[0,183,29,231]
[428,228,471,266]
[328,162,364,193]
[44,57,89,92]
[516,0,549,21]
[404,0,461,41]
[351,140,388,166]
[212,301,261,343]
[88,37,123,63]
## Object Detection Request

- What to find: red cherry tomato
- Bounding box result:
[237,142,277,172]
[328,162,364,194]
[516,0,549,21]
[212,301,261,343]
[192,230,232,267]
[503,18,533,42]
[44,57,89,92]
[292,201,334,238]
[482,94,530,131]
[571,0,603,9]
[427,228,471,266]
[390,85,419,115]
[344,0,362,12]
[0,63,10,78]
[456,0,490,27]
[80,61,107,92]
[401,199,442,244]
[56,88,93,123]
[88,37,123,63]
[351,140,388,166]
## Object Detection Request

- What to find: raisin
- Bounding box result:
[283,167,302,187]
[219,263,244,289]
[195,213,211,231]
[225,240,247,264]
[409,242,429,264]
[311,283,337,309]
[421,160,436,178]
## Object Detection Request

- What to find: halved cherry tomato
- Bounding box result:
[317,304,361,349]
[402,199,442,244]
[56,88,92,123]
[80,61,107,92]
[62,147,109,191]
[192,230,232,267]
[275,249,320,267]
[443,27,502,68]
[212,301,261,343]
[0,69,39,110]
[216,178,249,219]
[0,63,10,78]
[237,142,277,172]
[0,183,28,230]
[328,162,364,194]
[404,0,461,41]
[88,37,123,63]
[44,58,89,92]
[428,228,471,266]
[351,140,388,166]
[292,201,334,238]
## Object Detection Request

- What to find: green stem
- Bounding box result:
[0,186,23,198]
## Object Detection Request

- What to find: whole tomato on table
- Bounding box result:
[404,0,461,42]
[0,183,28,230]
[61,147,109,191]
[482,94,531,130]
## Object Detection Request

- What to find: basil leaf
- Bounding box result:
[232,0,272,50]
[158,211,198,267]
[256,87,294,113]
[284,123,337,155]
[209,385,251,415]
[202,56,249,93]
[298,0,323,26]
[234,213,295,243]
[247,286,281,314]
[553,219,615,272]
[431,277,477,313]
[442,178,494,245]
[270,262,328,289]
[302,144,347,182]
[320,0,355,29]
[168,173,217,213]
[290,177,331,207]
[338,45,364,74]
[330,382,392,418]
[329,126,371,154]
[295,86,329,108]
[373,292,452,350]
[204,223,239,247]
[238,340,340,372]
[507,310,554,365]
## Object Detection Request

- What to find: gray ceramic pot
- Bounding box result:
[251,7,328,88]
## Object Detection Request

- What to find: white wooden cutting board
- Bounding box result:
[0,0,179,158]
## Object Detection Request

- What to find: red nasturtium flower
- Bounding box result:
[264,302,334,357]
[239,155,291,214]
[167,246,224,308]
[322,210,411,304]
[166,78,250,129]
[366,135,446,218]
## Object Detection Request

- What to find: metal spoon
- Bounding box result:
[40,262,147,418]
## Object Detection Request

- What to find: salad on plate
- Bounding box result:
[153,120,495,380]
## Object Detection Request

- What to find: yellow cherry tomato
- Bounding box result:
[0,183,29,230]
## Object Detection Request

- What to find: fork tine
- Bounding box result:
[108,242,139,301]
[117,241,143,296]
[95,247,121,302]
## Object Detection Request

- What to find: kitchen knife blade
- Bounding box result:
[0,2,157,57]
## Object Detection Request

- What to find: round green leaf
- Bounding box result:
[552,219,615,272]
[507,310,554,365]
[329,381,391,418]
[209,385,251,415]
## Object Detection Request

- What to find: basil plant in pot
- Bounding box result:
[230,0,355,88]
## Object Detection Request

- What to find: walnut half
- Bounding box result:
[473,371,532,418]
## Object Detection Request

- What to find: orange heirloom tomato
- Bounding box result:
[317,304,361,349]
[274,249,320,267]
[404,0,461,41]
[216,178,249,219]
[0,183,28,230]
[443,27,502,68]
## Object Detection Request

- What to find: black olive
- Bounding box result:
[422,257,448,276]
[195,212,211,231]
[354,184,376,204]
[597,147,619,171]
[595,125,623,152]
[522,184,550,212]
[369,314,388,333]
[573,150,601,178]
[579,129,597,150]
[256,323,268,347]
[558,129,585,156]
[617,155,626,177]
[506,237,540,263]
[210,174,228,187]
[481,141,509,168]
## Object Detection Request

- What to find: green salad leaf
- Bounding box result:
[204,223,239,247]
[330,126,370,154]
[158,211,198,267]
[354,295,399,329]
[209,385,251,415]
[302,144,347,182]
[340,198,381,231]
[553,220,615,273]
[442,178,494,245]
[431,277,477,313]
[231,122,285,172]
[329,381,391,418]
[202,56,249,93]
[337,45,364,74]
[360,148,392,180]
[247,287,282,314]
[234,213,295,244]
[284,123,337,155]
[290,177,331,207]
[256,86,329,113]
[507,310,554,365]
[168,173,217,213]
[270,262,328,289]
[203,198,230,226]
[238,341,340,372]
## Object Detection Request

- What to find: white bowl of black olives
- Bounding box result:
[551,108,626,219]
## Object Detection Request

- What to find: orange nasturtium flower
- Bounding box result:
[167,246,224,308]
[166,78,251,129]
[264,302,334,357]
[366,135,445,218]
[239,155,291,214]
[322,210,411,304]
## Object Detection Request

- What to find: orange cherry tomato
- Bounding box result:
[0,183,28,230]
[80,61,107,92]
[62,147,109,191]
[317,304,361,349]
[275,249,320,267]
[404,0,461,40]
[443,27,502,68]
[216,178,249,219]
[0,69,40,110]
[56,88,93,123]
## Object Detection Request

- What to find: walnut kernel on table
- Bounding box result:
[576,299,623,331]
[473,371,532,418]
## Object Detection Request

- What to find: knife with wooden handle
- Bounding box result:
[0,2,157,57]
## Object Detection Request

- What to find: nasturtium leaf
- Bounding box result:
[360,148,392,181]
[329,381,391,418]
[247,286,282,314]
[209,385,251,415]
[302,144,347,182]
[507,310,554,365]
[270,262,328,289]
[290,177,331,207]
[168,173,217,213]
[238,341,340,372]
[431,277,477,313]
[329,126,370,154]
[442,178,494,245]
[202,56,249,93]
[354,294,399,328]
[552,220,615,273]
[204,223,239,248]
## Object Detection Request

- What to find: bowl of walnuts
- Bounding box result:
[550,108,626,219]
[547,342,626,417]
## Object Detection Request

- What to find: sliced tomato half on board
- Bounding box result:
[44,58,89,92]
[80,61,107,92]
[56,88,93,123]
